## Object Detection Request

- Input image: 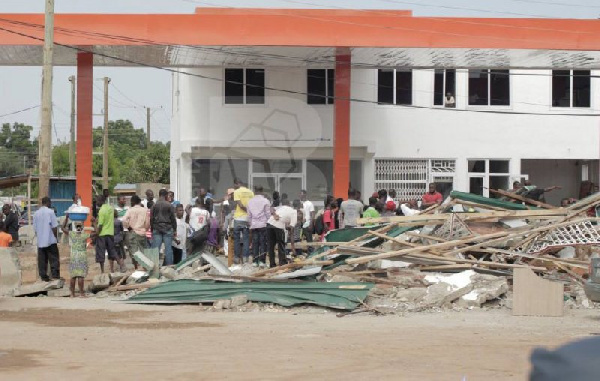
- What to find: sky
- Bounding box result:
[0,0,599,144]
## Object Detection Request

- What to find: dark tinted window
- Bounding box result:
[573,70,591,108]
[490,70,510,106]
[307,69,327,104]
[396,70,412,105]
[224,69,244,104]
[327,69,335,105]
[489,160,509,173]
[552,70,570,107]
[446,69,456,99]
[469,69,488,105]
[246,69,265,104]
[434,69,444,106]
[378,69,394,104]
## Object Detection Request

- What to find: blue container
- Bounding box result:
[69,213,88,222]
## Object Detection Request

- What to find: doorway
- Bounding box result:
[251,174,303,199]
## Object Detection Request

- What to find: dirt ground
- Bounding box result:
[0,297,598,380]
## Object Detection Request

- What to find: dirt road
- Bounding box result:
[0,297,598,380]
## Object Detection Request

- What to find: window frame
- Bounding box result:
[223,68,266,105]
[433,69,457,107]
[377,68,413,106]
[306,68,335,105]
[551,69,591,109]
[467,159,511,198]
[467,69,511,107]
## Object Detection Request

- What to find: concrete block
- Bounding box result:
[213,299,232,310]
[110,272,126,285]
[160,267,177,280]
[420,282,474,309]
[48,287,72,297]
[457,275,509,308]
[45,278,65,290]
[395,288,428,303]
[14,282,48,297]
[0,247,22,295]
[91,273,111,292]
[230,295,248,308]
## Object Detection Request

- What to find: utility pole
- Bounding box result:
[146,106,151,148]
[39,0,55,201]
[103,77,110,190]
[68,75,76,176]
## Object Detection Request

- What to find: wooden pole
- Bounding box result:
[68,75,76,176]
[102,77,110,190]
[38,0,55,201]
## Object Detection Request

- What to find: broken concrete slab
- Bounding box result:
[91,273,111,292]
[420,282,474,309]
[395,288,427,303]
[387,269,429,288]
[213,299,232,310]
[230,295,248,308]
[47,287,72,297]
[0,247,21,295]
[368,259,411,270]
[45,278,65,290]
[159,267,178,280]
[110,272,126,285]
[457,274,509,308]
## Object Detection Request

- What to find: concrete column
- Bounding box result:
[76,52,93,216]
[333,47,351,198]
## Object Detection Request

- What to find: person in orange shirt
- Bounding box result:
[0,221,13,247]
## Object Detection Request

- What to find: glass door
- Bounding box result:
[252,175,277,198]
[251,174,303,199]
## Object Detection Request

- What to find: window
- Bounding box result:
[224,68,265,104]
[434,69,456,107]
[307,69,334,104]
[468,159,510,197]
[378,69,413,105]
[552,70,591,108]
[468,69,510,106]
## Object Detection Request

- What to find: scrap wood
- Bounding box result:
[336,246,386,255]
[405,231,449,242]
[106,272,131,291]
[419,264,478,271]
[357,209,567,226]
[452,199,508,212]
[346,231,509,265]
[367,230,446,256]
[555,263,586,285]
[490,189,556,209]
[285,242,346,249]
[477,248,589,269]
[406,253,548,271]
[510,217,600,252]
[114,281,160,292]
[252,260,334,278]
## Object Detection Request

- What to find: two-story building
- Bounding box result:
[170,8,600,206]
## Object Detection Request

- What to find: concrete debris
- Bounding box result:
[395,288,427,303]
[420,281,474,309]
[230,294,249,308]
[47,287,72,298]
[159,267,178,280]
[110,272,127,284]
[201,252,232,275]
[0,247,21,296]
[213,299,232,310]
[457,274,509,308]
[368,259,410,270]
[91,274,111,292]
[14,281,51,297]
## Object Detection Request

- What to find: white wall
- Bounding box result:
[172,66,600,202]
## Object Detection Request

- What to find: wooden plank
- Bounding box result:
[357,209,567,225]
[285,242,345,249]
[346,231,509,265]
[251,260,333,277]
[512,267,564,317]
[489,189,556,209]
[452,199,509,211]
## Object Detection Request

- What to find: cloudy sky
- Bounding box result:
[0,0,598,143]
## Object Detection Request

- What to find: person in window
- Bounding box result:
[444,92,456,108]
[422,183,443,209]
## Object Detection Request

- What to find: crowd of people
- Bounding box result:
[0,180,445,297]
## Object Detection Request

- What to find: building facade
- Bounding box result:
[171,65,600,205]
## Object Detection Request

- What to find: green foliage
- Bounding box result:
[0,122,37,177]
[50,119,169,192]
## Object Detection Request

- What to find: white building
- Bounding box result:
[169,10,600,206]
[171,66,599,205]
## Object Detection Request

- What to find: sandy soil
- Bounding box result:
[0,297,599,380]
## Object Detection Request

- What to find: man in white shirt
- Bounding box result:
[187,198,210,232]
[299,190,315,251]
[266,198,297,267]
[172,204,188,264]
[339,189,363,228]
[32,197,60,281]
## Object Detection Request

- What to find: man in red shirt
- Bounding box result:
[422,183,443,209]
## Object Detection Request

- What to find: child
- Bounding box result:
[62,215,89,297]
[173,204,188,264]
[0,221,13,247]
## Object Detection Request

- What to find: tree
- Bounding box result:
[122,142,170,184]
[0,122,36,177]
[51,143,70,176]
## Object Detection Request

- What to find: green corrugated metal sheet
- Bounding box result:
[127,280,374,310]
[450,191,539,210]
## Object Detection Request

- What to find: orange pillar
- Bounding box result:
[76,52,93,217]
[333,47,351,199]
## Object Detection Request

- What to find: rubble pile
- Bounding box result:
[9,190,600,315]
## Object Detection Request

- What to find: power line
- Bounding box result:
[0,21,598,117]
[0,105,40,119]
